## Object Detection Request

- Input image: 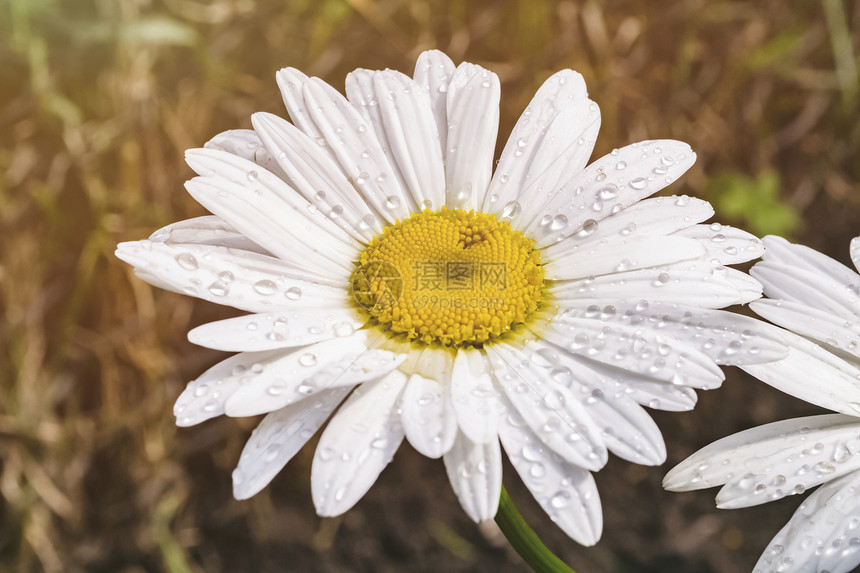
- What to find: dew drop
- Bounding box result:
[253,279,277,295]
[501,201,521,219]
[299,353,318,367]
[208,281,229,296]
[247,170,259,182]
[175,252,199,270]
[629,177,647,190]
[334,322,355,337]
[286,287,302,300]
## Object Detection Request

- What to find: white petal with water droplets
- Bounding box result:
[275,67,324,141]
[542,195,714,262]
[560,353,699,411]
[115,240,346,312]
[400,374,457,459]
[204,128,290,181]
[762,235,860,287]
[413,50,456,157]
[550,261,763,309]
[540,314,725,390]
[741,328,860,416]
[148,215,267,254]
[233,386,352,500]
[544,236,705,281]
[444,62,500,210]
[187,306,363,352]
[673,223,764,265]
[443,431,502,522]
[184,150,358,274]
[450,349,501,444]
[173,348,290,427]
[344,69,414,213]
[752,299,860,360]
[251,112,384,241]
[523,340,667,465]
[663,414,860,509]
[347,69,446,212]
[753,262,860,323]
[528,140,697,248]
[312,371,407,516]
[486,344,608,471]
[498,405,603,545]
[185,177,355,280]
[302,77,412,223]
[851,237,860,274]
[554,300,788,366]
[753,470,860,573]
[224,334,406,417]
[486,70,598,222]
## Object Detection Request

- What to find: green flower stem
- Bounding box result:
[495,485,577,573]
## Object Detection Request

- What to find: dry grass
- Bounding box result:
[0,1,858,571]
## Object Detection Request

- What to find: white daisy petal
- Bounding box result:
[528,140,697,248]
[486,69,598,220]
[251,111,384,241]
[741,329,860,417]
[148,215,268,254]
[554,300,788,366]
[275,67,324,140]
[187,306,363,352]
[347,69,446,211]
[204,128,290,181]
[345,69,417,214]
[184,149,359,272]
[542,195,714,262]
[302,77,412,223]
[498,404,603,546]
[232,386,352,500]
[400,374,458,458]
[173,349,283,427]
[412,49,456,156]
[487,344,608,471]
[540,315,725,390]
[753,260,860,321]
[543,235,705,280]
[312,371,407,516]
[762,235,860,287]
[524,340,667,465]
[443,431,502,522]
[450,349,501,444]
[550,262,763,309]
[224,334,406,417]
[444,62,500,210]
[752,299,860,360]
[663,414,860,509]
[851,236,860,273]
[621,376,699,411]
[558,352,699,411]
[115,240,345,312]
[672,223,765,265]
[753,471,860,573]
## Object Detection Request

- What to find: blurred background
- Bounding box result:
[1,0,859,571]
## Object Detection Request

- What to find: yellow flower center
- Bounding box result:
[351,207,545,347]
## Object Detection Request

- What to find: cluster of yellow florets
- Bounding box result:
[351,207,544,347]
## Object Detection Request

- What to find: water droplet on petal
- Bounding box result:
[254,279,277,295]
[175,252,199,270]
[286,287,302,300]
[629,177,647,190]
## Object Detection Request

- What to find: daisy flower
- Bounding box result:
[116,50,785,546]
[665,235,860,573]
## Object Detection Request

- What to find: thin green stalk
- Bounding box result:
[495,485,576,573]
